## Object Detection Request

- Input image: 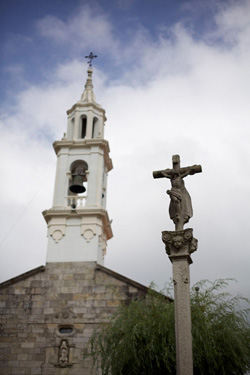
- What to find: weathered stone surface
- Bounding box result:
[153,155,202,231]
[162,229,197,375]
[162,228,198,262]
[0,262,149,374]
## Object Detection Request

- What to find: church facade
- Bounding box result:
[0,262,148,374]
[0,66,149,374]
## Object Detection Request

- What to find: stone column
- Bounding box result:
[162,228,197,375]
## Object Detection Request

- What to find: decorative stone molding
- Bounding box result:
[82,227,95,242]
[43,340,82,369]
[51,229,64,243]
[162,228,198,263]
[45,216,67,243]
[56,325,76,338]
[54,308,75,320]
[52,139,113,172]
[58,340,71,367]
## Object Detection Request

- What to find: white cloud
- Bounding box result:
[36,5,120,57]
[214,0,250,45]
[1,0,250,301]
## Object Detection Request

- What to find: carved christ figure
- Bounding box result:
[153,155,202,231]
[59,340,69,367]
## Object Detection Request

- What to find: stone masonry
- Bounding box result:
[0,262,149,375]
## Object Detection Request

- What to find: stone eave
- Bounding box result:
[0,265,45,289]
[96,264,173,302]
[42,207,113,240]
[52,139,113,171]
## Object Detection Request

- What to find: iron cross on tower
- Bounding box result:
[153,155,202,231]
[85,52,98,67]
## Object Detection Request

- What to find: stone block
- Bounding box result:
[61,287,76,294]
[0,337,12,343]
[32,327,44,334]
[0,295,8,300]
[18,333,28,338]
[30,281,42,288]
[107,300,120,307]
[21,342,34,349]
[31,368,42,375]
[73,293,90,301]
[13,289,26,295]
[80,300,93,307]
[73,307,87,314]
[19,360,42,368]
[8,360,19,367]
[49,274,59,280]
[31,354,44,361]
[93,300,106,307]
[12,370,25,375]
[10,348,22,354]
[84,273,94,280]
[74,323,84,331]
[43,308,54,315]
[18,354,28,360]
[73,274,86,280]
[0,369,12,374]
[93,286,106,293]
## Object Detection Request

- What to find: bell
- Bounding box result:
[69,175,86,194]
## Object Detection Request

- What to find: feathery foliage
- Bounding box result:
[191,279,250,375]
[86,279,250,375]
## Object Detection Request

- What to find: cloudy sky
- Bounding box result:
[0,0,250,300]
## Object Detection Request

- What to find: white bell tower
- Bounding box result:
[43,65,113,265]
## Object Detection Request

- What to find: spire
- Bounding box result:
[80,68,97,103]
[80,52,98,103]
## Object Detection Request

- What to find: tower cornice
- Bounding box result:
[53,139,113,171]
[67,102,107,121]
[43,207,113,240]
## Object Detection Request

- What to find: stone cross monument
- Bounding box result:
[153,155,202,375]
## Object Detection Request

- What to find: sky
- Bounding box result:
[0,0,250,301]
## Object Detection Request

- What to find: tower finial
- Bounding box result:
[85,52,98,67]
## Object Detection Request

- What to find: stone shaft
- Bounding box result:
[162,229,197,375]
[172,257,193,375]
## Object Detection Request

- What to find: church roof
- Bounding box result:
[0,265,46,289]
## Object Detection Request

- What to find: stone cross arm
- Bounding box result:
[153,164,202,179]
[152,155,202,231]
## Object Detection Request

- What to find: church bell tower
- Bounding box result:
[43,63,113,265]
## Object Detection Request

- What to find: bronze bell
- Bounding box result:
[69,165,86,194]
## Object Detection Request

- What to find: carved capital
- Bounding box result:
[162,228,198,262]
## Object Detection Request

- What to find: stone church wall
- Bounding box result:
[0,262,148,375]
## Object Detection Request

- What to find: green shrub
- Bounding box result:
[86,279,250,375]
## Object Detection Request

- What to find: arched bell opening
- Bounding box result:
[68,160,88,208]
[80,115,87,139]
[92,117,99,138]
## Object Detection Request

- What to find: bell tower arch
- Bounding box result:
[43,66,113,265]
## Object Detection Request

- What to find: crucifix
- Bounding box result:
[153,154,202,375]
[85,52,98,67]
[153,155,202,231]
